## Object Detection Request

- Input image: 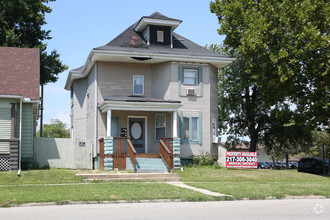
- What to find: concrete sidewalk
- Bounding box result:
[167,182,231,197]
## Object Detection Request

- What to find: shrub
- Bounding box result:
[193,153,217,167]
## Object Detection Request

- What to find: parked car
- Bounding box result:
[257,162,269,169]
[275,162,285,169]
[289,162,298,169]
[298,158,328,174]
[265,162,274,169]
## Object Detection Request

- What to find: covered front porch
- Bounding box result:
[98,96,182,172]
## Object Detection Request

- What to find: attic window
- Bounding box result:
[157,30,164,42]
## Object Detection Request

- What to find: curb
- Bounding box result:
[7,196,328,208]
[10,199,184,208]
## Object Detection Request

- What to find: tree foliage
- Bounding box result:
[210,0,329,151]
[0,0,68,85]
[37,119,70,138]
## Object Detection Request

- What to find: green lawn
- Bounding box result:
[0,169,218,207]
[0,168,82,185]
[0,182,216,207]
[176,167,330,200]
[1,167,329,207]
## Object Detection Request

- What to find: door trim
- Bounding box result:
[128,116,147,153]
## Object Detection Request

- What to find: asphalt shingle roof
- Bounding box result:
[94,12,228,58]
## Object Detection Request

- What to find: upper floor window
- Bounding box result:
[133,75,144,96]
[183,68,198,86]
[157,30,164,42]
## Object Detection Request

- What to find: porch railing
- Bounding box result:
[158,138,173,153]
[113,137,128,170]
[113,137,137,172]
[127,139,137,172]
[159,139,173,173]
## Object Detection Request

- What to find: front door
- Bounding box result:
[129,118,145,153]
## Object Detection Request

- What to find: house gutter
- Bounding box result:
[64,49,235,90]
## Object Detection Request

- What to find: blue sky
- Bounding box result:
[42,0,225,126]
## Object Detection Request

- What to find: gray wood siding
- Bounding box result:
[169,62,214,157]
[86,64,97,156]
[209,65,219,155]
[73,78,87,139]
[97,62,152,101]
[151,62,171,99]
[16,103,34,159]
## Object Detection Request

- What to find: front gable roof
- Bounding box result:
[65,12,234,90]
[0,47,40,100]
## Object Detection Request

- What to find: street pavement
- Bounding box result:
[1,199,329,220]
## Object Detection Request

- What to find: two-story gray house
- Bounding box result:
[65,12,233,171]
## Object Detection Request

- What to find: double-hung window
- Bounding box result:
[133,75,144,96]
[183,117,198,141]
[183,68,198,86]
[155,113,166,139]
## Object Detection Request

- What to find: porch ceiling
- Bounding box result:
[98,96,182,113]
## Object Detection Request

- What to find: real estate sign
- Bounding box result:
[226,151,257,169]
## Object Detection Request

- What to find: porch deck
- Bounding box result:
[99,137,176,173]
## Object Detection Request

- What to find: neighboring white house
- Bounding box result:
[65,12,234,170]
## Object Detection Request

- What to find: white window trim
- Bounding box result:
[133,75,144,96]
[155,113,166,139]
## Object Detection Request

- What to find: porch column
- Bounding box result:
[172,111,178,137]
[107,109,111,137]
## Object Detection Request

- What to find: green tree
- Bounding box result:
[309,129,330,158]
[0,0,68,85]
[37,119,70,138]
[210,0,329,151]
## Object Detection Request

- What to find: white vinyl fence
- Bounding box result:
[34,138,92,169]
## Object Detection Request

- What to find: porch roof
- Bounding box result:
[98,96,182,113]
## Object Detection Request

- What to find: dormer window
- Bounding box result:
[134,13,182,47]
[157,30,164,42]
[133,75,144,96]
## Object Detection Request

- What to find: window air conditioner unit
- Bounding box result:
[213,136,221,144]
[186,88,196,96]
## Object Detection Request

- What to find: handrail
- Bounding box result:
[159,140,173,173]
[127,139,137,172]
[158,137,173,153]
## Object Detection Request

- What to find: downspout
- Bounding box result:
[94,62,98,170]
[18,97,22,177]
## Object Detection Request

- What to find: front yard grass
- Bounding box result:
[0,168,83,185]
[0,169,218,207]
[1,167,329,207]
[0,182,217,207]
[176,167,330,200]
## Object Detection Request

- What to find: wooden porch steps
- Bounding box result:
[76,173,180,182]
